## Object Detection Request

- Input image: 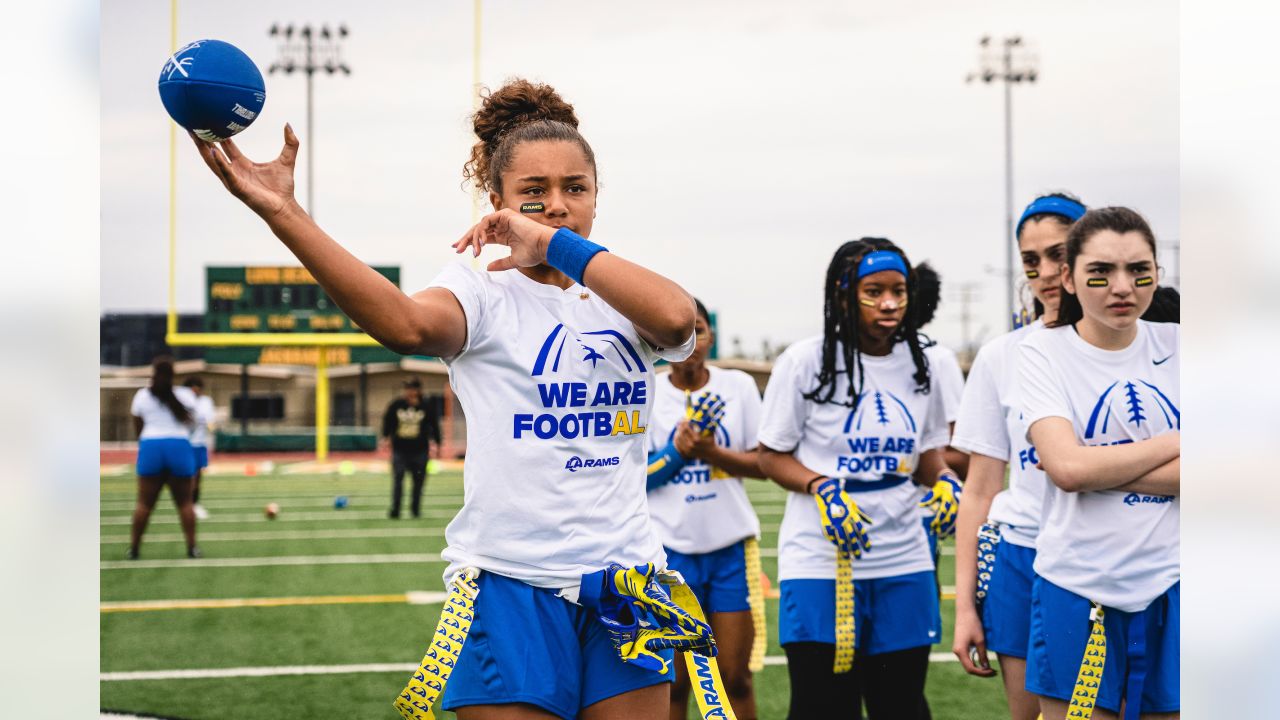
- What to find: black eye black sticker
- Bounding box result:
[1025,269,1040,279]
[520,202,545,214]
[1135,276,1154,287]
[1086,278,1109,287]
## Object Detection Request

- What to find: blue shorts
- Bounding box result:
[778,571,941,655]
[192,445,209,470]
[664,540,751,615]
[1027,576,1179,714]
[136,438,196,478]
[440,572,674,719]
[981,537,1036,659]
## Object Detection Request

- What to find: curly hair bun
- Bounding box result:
[465,79,593,194]
[473,78,579,144]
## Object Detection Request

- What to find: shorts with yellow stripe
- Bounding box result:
[779,571,940,656]
[663,540,752,614]
[439,572,673,719]
[1027,576,1179,715]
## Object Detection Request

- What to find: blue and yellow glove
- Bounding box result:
[580,563,716,674]
[813,478,873,559]
[685,391,726,437]
[920,471,963,538]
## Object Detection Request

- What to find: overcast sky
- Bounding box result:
[101,0,1178,357]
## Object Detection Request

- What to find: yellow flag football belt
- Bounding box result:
[743,537,767,673]
[1068,602,1107,719]
[657,572,741,720]
[834,545,856,673]
[394,568,479,720]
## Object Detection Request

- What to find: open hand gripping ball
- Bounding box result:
[158,39,266,142]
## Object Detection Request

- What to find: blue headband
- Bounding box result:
[857,250,909,280]
[1015,196,1087,237]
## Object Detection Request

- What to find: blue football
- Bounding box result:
[158,39,266,142]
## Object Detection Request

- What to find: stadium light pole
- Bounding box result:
[268,23,351,221]
[968,35,1037,329]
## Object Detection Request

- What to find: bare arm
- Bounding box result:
[133,417,144,439]
[1117,457,1179,496]
[1028,417,1180,493]
[758,445,823,494]
[951,452,1005,676]
[914,448,955,487]
[190,127,467,357]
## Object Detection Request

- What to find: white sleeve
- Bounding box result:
[757,349,808,453]
[951,346,1010,461]
[130,389,146,418]
[735,371,763,451]
[918,382,951,453]
[426,264,490,361]
[932,348,966,424]
[1017,339,1072,433]
[651,329,696,364]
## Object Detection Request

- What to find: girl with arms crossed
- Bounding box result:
[191,79,699,720]
[758,238,960,719]
[1018,207,1179,720]
[950,192,1087,720]
[646,298,763,720]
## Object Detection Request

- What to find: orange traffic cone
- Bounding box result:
[760,570,780,599]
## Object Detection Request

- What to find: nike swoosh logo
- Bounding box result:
[1153,355,1173,365]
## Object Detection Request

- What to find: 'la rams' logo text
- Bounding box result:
[836,390,919,476]
[514,324,649,442]
[1083,379,1180,441]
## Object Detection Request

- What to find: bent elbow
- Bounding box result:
[654,298,696,349]
[1045,461,1088,493]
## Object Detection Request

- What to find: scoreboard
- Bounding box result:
[204,265,404,365]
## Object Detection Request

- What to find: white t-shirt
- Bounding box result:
[429,264,695,592]
[917,342,965,518]
[759,336,950,581]
[1019,321,1180,612]
[646,366,763,554]
[189,395,216,447]
[131,386,198,440]
[951,321,1048,548]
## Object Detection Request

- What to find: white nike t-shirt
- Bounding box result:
[189,395,216,447]
[918,342,965,519]
[951,321,1048,548]
[1019,321,1180,612]
[646,366,762,554]
[131,386,197,440]
[429,264,695,591]
[759,336,950,581]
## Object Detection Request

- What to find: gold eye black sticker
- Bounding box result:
[520,202,545,214]
[1086,278,1109,287]
[859,298,877,307]
[1025,269,1040,279]
[1135,276,1154,287]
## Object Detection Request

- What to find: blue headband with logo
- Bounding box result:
[1015,196,1087,238]
[857,250,909,280]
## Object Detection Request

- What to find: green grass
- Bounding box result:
[101,469,1009,719]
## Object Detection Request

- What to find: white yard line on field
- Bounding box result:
[101,651,981,682]
[100,552,442,570]
[99,509,459,525]
[100,527,446,544]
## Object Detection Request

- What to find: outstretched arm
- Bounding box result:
[1028,417,1179,493]
[190,127,467,357]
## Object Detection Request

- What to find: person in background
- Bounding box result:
[183,376,216,520]
[381,377,441,519]
[129,355,200,559]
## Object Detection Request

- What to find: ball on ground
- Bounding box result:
[264,502,280,520]
[158,39,266,142]
[334,495,349,510]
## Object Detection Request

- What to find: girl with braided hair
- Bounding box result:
[758,238,959,719]
[190,78,698,719]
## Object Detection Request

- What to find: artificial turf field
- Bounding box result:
[101,465,1010,719]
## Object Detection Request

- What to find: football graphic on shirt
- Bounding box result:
[531,323,647,377]
[840,390,919,476]
[1083,379,1180,442]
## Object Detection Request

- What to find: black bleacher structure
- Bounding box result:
[100,313,205,366]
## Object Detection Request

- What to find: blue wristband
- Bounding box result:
[546,227,607,285]
[646,441,688,492]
